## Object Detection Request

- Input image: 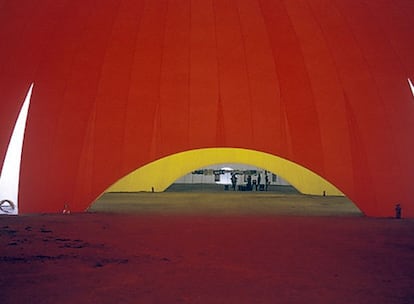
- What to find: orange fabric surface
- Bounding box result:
[0,0,413,216]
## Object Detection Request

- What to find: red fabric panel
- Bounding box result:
[23,1,122,212]
[0,1,61,169]
[158,0,191,155]
[188,0,219,148]
[237,0,283,152]
[122,1,168,169]
[89,1,145,200]
[283,0,354,196]
[214,0,254,147]
[341,0,414,216]
[259,0,325,171]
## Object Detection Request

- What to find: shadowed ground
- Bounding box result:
[1,189,413,303]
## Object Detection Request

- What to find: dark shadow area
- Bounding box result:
[1,212,413,303]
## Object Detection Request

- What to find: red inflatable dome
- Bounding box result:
[0,0,413,216]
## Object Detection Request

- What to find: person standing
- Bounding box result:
[231,173,237,191]
[247,175,252,191]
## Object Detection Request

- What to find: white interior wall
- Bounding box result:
[174,163,291,185]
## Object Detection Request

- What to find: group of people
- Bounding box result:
[230,172,269,191]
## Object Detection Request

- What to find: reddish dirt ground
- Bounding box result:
[1,194,414,303]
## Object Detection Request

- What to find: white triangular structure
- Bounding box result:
[409,78,414,97]
[0,83,34,215]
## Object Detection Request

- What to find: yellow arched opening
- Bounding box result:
[106,148,343,196]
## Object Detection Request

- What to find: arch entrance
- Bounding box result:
[105,148,343,197]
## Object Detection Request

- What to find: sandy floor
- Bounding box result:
[89,191,362,216]
[1,192,414,303]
